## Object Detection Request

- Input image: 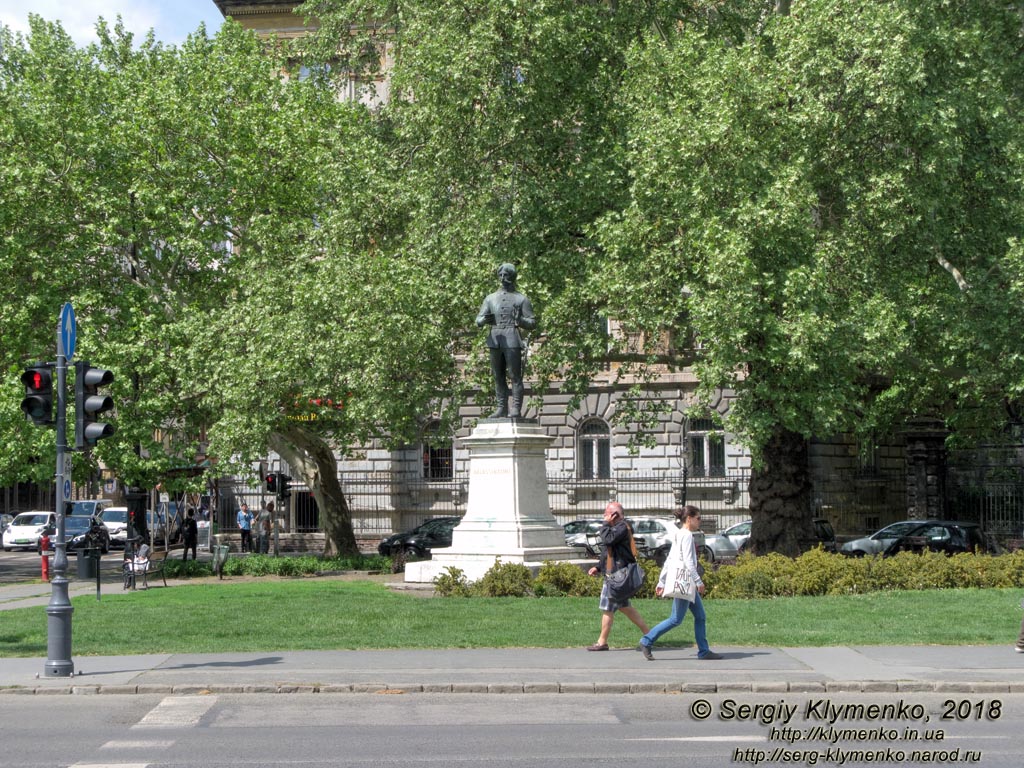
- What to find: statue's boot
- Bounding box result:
[490,396,509,418]
[510,386,524,419]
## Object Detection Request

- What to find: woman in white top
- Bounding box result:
[638,505,722,661]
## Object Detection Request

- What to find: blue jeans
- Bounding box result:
[640,593,711,657]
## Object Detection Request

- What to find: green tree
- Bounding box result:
[598,0,1024,552]
[0,17,424,554]
[302,0,1024,554]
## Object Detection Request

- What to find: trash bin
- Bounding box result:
[212,544,230,578]
[76,547,99,579]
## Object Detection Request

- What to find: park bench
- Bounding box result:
[123,548,169,590]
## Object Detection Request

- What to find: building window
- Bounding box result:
[578,419,611,479]
[857,434,879,476]
[688,417,725,477]
[421,421,453,481]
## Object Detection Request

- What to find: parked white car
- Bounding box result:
[722,520,752,551]
[3,511,56,551]
[97,506,130,547]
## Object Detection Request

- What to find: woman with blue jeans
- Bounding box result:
[639,505,722,661]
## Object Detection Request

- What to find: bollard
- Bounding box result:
[40,534,50,581]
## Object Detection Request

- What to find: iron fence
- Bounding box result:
[952,483,1024,539]
[813,469,907,537]
[175,467,1024,546]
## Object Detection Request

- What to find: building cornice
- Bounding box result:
[213,2,300,18]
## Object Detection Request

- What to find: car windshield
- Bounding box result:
[13,514,49,526]
[65,517,94,534]
[420,519,455,533]
[726,522,751,536]
[67,501,98,515]
[872,522,923,539]
[101,509,128,524]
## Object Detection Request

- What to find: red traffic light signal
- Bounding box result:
[20,364,54,426]
[265,473,278,493]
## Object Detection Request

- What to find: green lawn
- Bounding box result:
[1,580,1020,657]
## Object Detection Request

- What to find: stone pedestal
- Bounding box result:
[404,419,590,583]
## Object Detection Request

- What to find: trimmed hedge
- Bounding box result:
[692,549,1024,598]
[162,553,391,580]
[431,550,1024,599]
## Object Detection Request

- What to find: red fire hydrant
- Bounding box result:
[40,534,50,581]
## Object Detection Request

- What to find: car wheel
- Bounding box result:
[701,545,715,563]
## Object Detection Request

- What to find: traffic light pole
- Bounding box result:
[45,321,74,678]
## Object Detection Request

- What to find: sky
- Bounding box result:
[0,0,226,47]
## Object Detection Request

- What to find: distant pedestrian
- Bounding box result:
[237,503,254,553]
[256,502,273,555]
[585,502,650,651]
[181,508,198,562]
[638,505,722,661]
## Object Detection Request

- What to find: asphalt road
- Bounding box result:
[0,546,126,584]
[1,692,1021,767]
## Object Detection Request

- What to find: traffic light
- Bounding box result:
[74,361,115,450]
[279,474,292,499]
[20,363,54,426]
[265,472,278,493]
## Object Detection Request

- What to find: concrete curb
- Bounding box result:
[5,680,1024,695]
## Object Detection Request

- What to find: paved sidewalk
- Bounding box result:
[2,645,1024,696]
[2,576,1024,696]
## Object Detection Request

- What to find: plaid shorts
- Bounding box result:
[598,580,631,612]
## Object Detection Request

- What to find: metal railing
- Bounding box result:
[189,467,1024,546]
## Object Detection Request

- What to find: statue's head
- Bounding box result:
[497,263,517,287]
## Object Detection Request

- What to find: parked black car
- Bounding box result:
[881,521,996,557]
[841,519,997,557]
[378,516,461,559]
[39,516,110,555]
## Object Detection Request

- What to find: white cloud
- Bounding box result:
[0,0,223,46]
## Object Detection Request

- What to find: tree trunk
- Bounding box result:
[746,426,815,556]
[269,425,360,557]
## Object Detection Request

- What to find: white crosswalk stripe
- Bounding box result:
[134,695,217,728]
[99,740,176,750]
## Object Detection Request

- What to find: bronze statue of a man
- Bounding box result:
[476,263,536,418]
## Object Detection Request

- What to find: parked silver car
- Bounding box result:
[563,520,602,552]
[629,516,738,564]
[723,518,837,553]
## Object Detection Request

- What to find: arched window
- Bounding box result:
[421,421,453,481]
[688,417,725,477]
[578,419,611,479]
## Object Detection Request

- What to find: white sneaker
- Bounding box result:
[1015,644,1024,654]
